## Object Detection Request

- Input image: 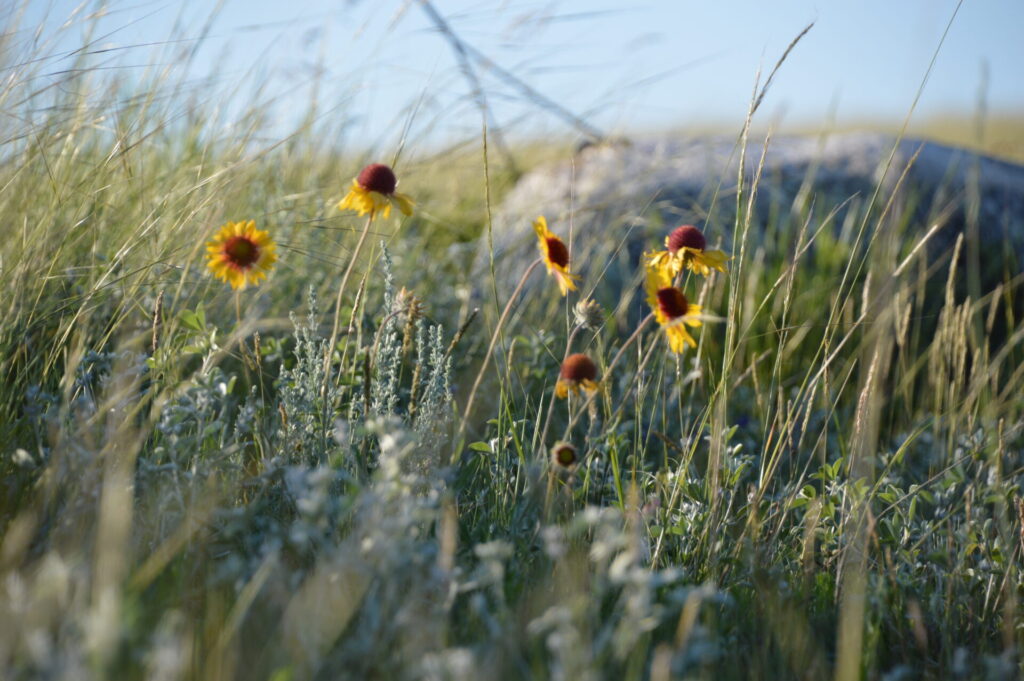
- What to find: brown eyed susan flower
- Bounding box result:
[665,224,728,276]
[206,220,277,290]
[555,352,599,398]
[644,263,702,353]
[647,280,703,354]
[550,441,579,469]
[534,216,580,296]
[338,163,414,219]
[644,224,728,283]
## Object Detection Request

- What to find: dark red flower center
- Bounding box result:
[560,353,597,383]
[667,225,706,254]
[553,444,578,467]
[357,163,397,195]
[656,287,689,320]
[545,237,570,268]
[224,236,260,268]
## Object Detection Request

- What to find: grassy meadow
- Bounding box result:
[2,6,1024,681]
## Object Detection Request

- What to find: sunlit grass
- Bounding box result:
[1,5,1023,681]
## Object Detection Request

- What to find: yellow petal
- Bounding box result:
[554,269,579,296]
[393,193,415,217]
[533,216,550,239]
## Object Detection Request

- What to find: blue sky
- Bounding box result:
[15,1,1024,149]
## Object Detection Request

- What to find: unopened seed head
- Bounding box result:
[573,298,604,330]
[392,287,423,324]
[551,442,578,468]
[560,353,598,383]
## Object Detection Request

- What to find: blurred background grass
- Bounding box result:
[1,2,1023,680]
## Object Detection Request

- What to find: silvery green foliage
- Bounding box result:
[372,244,401,418]
[205,458,358,592]
[233,385,259,443]
[23,348,120,438]
[152,366,237,471]
[143,610,191,681]
[281,464,351,558]
[412,320,452,450]
[372,245,453,449]
[420,648,478,681]
[0,551,89,680]
[141,359,241,532]
[316,417,450,677]
[521,507,692,679]
[527,605,596,681]
[24,384,57,426]
[277,287,340,465]
[70,349,116,413]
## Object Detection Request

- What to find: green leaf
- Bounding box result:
[179,309,201,331]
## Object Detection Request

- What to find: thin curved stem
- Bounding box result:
[457,258,542,445]
[561,313,654,438]
[538,323,584,455]
[369,309,404,366]
[323,213,375,389]
[234,290,243,329]
[581,331,661,463]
